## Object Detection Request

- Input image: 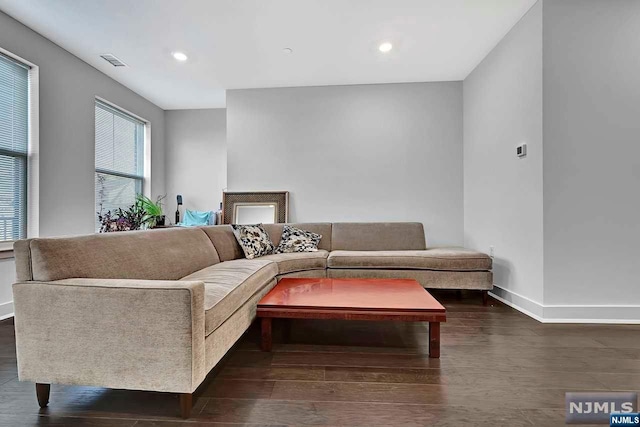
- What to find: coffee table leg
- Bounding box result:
[261,317,272,352]
[429,322,440,358]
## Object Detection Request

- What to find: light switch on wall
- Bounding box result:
[517,143,527,158]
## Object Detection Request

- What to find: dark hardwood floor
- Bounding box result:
[1,291,638,426]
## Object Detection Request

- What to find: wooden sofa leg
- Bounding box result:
[36,383,50,408]
[482,290,489,306]
[179,393,192,419]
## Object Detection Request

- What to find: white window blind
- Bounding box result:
[0,53,29,242]
[95,100,145,230]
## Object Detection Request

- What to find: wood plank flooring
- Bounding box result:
[0,290,638,426]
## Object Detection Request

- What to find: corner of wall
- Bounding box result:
[463,0,544,319]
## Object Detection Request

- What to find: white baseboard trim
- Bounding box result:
[0,301,13,321]
[542,305,640,324]
[489,287,544,322]
[489,286,640,324]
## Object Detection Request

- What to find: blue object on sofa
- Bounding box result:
[179,210,215,226]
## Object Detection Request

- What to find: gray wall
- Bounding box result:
[165,109,227,218]
[227,83,464,246]
[543,0,640,311]
[0,10,166,317]
[464,2,544,313]
[0,259,14,318]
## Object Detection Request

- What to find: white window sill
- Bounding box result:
[0,249,14,259]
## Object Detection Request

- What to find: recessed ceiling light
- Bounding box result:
[378,42,393,53]
[283,48,293,54]
[172,51,188,62]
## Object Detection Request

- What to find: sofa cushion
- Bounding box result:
[181,259,278,335]
[327,248,492,271]
[259,250,329,275]
[331,222,426,251]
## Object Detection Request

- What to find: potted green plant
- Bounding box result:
[97,202,146,232]
[137,194,166,228]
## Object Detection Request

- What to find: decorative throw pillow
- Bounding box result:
[231,224,275,259]
[274,225,322,254]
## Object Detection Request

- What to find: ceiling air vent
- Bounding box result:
[99,54,127,67]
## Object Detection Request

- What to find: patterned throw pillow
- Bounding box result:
[231,224,275,259]
[274,225,322,254]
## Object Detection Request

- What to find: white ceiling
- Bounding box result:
[0,0,537,110]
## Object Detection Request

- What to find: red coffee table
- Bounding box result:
[256,277,447,358]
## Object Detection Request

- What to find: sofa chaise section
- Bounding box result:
[327,223,493,298]
[327,248,492,271]
[327,248,493,291]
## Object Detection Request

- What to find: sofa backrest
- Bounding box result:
[200,225,244,262]
[15,222,427,281]
[331,222,426,251]
[200,223,333,261]
[18,227,221,282]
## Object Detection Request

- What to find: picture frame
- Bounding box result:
[222,191,289,224]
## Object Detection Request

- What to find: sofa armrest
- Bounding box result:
[12,278,206,393]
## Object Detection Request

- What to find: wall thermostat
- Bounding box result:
[516,143,527,158]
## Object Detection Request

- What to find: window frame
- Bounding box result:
[0,145,27,243]
[94,98,150,230]
[0,47,39,252]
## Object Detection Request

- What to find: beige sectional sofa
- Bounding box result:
[12,222,492,418]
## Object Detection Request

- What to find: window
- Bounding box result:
[0,53,29,243]
[94,100,146,231]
